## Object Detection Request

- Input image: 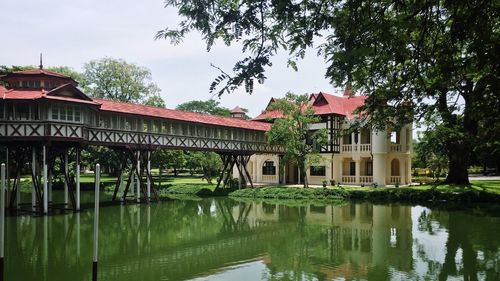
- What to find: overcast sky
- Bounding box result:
[0,0,344,118]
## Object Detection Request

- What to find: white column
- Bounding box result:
[399,157,406,185]
[147,151,151,201]
[32,148,36,211]
[351,132,356,152]
[64,151,68,205]
[355,159,361,184]
[136,151,140,203]
[43,145,48,214]
[76,148,81,211]
[372,129,388,186]
[400,127,407,152]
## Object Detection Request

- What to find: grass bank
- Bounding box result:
[229,180,500,203]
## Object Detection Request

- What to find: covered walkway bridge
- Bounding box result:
[0,68,284,215]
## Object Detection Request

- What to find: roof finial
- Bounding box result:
[39,53,43,69]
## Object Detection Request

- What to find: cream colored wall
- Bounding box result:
[239,124,413,186]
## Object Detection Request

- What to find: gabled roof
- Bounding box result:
[47,83,93,101]
[95,99,271,131]
[253,91,367,121]
[0,85,99,105]
[312,92,366,119]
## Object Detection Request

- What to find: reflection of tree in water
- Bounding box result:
[417,207,500,281]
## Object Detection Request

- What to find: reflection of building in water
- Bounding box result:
[246,202,413,279]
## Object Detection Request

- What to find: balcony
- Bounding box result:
[341,145,352,152]
[389,144,402,152]
[341,144,371,153]
[390,176,401,184]
[359,144,371,152]
[341,176,356,184]
[359,176,373,184]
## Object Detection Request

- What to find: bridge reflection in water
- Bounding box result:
[4,198,500,281]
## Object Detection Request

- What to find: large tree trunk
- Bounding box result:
[445,144,470,185]
[298,162,308,188]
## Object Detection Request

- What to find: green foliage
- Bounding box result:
[175,99,232,117]
[230,187,348,201]
[184,151,223,184]
[415,128,449,180]
[83,57,164,104]
[161,0,500,185]
[266,92,328,187]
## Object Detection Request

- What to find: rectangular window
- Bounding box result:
[52,106,59,120]
[350,162,356,176]
[74,107,81,122]
[67,106,74,121]
[59,106,67,121]
[310,166,326,176]
[366,161,373,176]
[262,161,276,175]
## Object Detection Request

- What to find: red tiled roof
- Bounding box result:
[313,92,366,119]
[253,92,367,121]
[9,69,71,79]
[95,99,271,131]
[230,106,245,114]
[0,86,99,105]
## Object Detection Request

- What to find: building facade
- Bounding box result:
[235,91,412,186]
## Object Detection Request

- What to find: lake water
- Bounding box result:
[5,194,500,280]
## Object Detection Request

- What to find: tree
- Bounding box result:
[165,150,186,177]
[415,132,449,180]
[159,0,499,185]
[266,93,327,188]
[176,99,232,117]
[83,57,163,104]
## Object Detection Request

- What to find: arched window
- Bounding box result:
[391,159,400,176]
[262,160,276,175]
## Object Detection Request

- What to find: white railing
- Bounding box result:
[261,175,277,182]
[390,144,402,152]
[341,145,352,152]
[341,176,356,183]
[359,176,373,184]
[360,144,371,152]
[390,176,401,184]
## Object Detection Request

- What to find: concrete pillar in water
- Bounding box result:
[1,163,6,277]
[92,164,100,281]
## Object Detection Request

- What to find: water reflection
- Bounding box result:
[5,197,500,281]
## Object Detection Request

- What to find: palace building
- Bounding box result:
[234,89,413,186]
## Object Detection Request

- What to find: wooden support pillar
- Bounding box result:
[147,151,151,202]
[43,145,48,214]
[135,151,140,203]
[32,148,36,211]
[76,147,81,211]
[64,151,69,206]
